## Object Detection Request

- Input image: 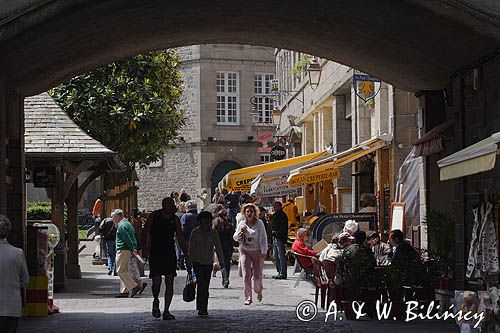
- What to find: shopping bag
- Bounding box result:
[183,272,196,302]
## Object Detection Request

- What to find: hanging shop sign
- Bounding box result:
[33,166,56,188]
[270,145,287,160]
[288,168,340,187]
[251,176,301,197]
[352,73,382,103]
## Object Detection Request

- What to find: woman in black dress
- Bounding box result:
[142,197,190,320]
[212,205,234,288]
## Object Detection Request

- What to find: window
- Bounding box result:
[147,158,163,168]
[260,154,271,164]
[216,72,239,124]
[254,73,275,124]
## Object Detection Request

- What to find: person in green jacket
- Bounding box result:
[113,209,141,298]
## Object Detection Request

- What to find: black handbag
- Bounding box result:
[183,272,196,302]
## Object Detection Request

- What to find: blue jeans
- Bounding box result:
[174,236,185,269]
[273,238,287,278]
[227,207,238,230]
[221,251,232,285]
[106,240,116,273]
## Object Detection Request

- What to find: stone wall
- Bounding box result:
[136,144,201,211]
[137,45,275,210]
[177,47,201,143]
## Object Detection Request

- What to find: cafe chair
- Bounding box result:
[312,258,329,309]
[322,258,343,309]
[291,251,315,288]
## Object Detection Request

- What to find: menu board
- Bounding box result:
[390,202,406,231]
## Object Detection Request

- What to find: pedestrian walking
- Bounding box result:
[212,187,225,205]
[0,214,29,333]
[212,205,234,288]
[180,188,191,202]
[188,211,224,316]
[99,217,117,275]
[196,188,210,212]
[225,191,240,230]
[113,209,141,298]
[142,198,190,320]
[175,202,187,269]
[180,200,199,276]
[233,203,268,305]
[170,192,181,207]
[271,201,288,279]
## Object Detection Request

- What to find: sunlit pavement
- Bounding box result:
[19,241,457,332]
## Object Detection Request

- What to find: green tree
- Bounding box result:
[50,50,184,169]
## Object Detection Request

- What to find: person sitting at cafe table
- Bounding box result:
[367,230,391,264]
[343,230,374,260]
[388,229,421,265]
[291,228,318,274]
[320,232,354,262]
[342,230,376,290]
[343,219,358,236]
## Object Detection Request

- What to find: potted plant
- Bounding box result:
[424,209,455,290]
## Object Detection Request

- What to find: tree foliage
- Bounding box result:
[50,50,185,169]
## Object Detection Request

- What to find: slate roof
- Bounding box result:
[24,92,115,158]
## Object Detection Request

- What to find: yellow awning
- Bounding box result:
[288,135,392,185]
[220,151,327,191]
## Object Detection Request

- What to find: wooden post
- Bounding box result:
[0,81,6,215]
[52,164,66,291]
[66,179,81,278]
[5,87,25,249]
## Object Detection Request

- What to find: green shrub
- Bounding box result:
[27,201,67,221]
[27,201,52,220]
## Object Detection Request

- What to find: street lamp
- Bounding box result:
[272,106,282,128]
[307,57,322,89]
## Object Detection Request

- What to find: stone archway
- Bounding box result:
[1,1,500,95]
[210,160,241,196]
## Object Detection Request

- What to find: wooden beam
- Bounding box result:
[66,179,81,279]
[63,160,95,199]
[78,169,105,200]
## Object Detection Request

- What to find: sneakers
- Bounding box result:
[130,285,141,298]
[108,270,112,276]
[223,281,229,288]
[244,299,252,305]
[257,293,263,302]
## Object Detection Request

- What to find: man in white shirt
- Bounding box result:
[0,214,29,333]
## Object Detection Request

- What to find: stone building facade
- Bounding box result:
[137,45,275,211]
[275,50,419,238]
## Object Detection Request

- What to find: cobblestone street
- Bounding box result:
[17,242,457,332]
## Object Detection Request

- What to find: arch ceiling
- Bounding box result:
[1,0,500,95]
